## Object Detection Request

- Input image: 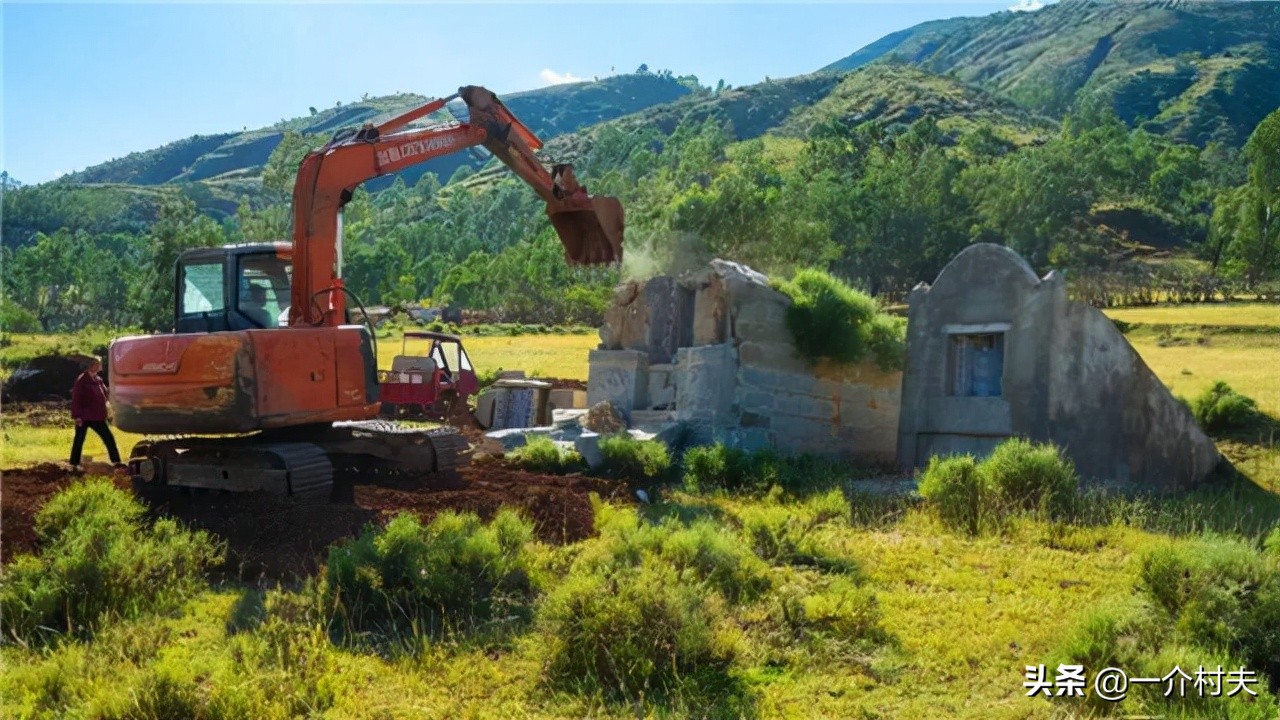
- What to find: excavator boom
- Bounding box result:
[292,85,623,327]
[111,83,624,501]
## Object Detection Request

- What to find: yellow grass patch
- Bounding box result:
[1104,303,1280,328]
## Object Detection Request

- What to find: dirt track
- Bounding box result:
[1,460,626,580]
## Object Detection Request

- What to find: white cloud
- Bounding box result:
[539,68,584,86]
[1009,0,1044,11]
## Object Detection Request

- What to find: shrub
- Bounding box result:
[0,480,223,644]
[682,444,770,492]
[539,560,737,703]
[1191,381,1260,435]
[982,438,1077,520]
[772,268,905,370]
[775,576,883,644]
[917,454,989,535]
[597,434,672,481]
[572,504,770,603]
[919,440,1084,533]
[325,509,536,637]
[1138,538,1280,682]
[736,490,853,571]
[508,436,584,473]
[682,444,855,495]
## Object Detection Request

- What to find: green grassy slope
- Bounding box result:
[822,0,1280,146]
[58,74,692,189]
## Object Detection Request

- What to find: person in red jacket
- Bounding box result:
[69,357,123,470]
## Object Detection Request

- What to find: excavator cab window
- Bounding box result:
[174,247,292,333]
[177,259,228,332]
[236,255,291,329]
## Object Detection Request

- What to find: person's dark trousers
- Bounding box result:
[69,420,122,466]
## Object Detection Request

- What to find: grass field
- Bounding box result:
[1104,302,1280,328]
[3,306,1279,719]
[377,331,597,380]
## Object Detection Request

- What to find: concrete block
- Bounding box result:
[643,275,680,364]
[691,273,728,346]
[674,345,735,423]
[737,341,808,374]
[587,349,649,415]
[548,388,587,411]
[648,364,676,409]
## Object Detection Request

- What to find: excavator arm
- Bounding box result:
[290,85,623,327]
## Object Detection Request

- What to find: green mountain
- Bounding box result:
[822,0,1280,146]
[60,73,694,189]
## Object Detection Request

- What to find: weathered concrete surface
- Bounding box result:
[897,243,1219,490]
[593,259,902,462]
[586,349,648,417]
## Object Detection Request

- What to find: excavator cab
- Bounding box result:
[174,243,292,333]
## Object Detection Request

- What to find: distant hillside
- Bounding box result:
[539,64,1053,172]
[823,0,1280,146]
[60,74,694,189]
[775,65,1057,142]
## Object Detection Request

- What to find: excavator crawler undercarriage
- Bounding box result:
[129,422,470,502]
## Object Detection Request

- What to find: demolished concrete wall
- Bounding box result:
[896,243,1220,490]
[588,260,901,462]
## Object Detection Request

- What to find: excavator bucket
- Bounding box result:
[548,196,624,265]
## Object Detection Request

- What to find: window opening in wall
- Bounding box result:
[947,333,1004,397]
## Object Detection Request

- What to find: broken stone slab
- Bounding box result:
[586,349,649,416]
[482,426,556,453]
[552,408,590,428]
[574,431,604,469]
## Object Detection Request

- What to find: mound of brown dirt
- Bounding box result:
[1,354,96,403]
[1,463,129,556]
[358,464,623,546]
[1,460,628,581]
[538,377,588,391]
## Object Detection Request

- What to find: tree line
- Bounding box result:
[3,104,1278,333]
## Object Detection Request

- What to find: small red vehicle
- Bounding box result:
[378,331,479,419]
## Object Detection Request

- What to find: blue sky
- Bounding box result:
[2,1,1023,185]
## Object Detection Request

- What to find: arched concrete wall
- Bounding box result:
[897,243,1219,489]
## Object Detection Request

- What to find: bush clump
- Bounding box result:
[540,562,740,705]
[597,434,672,481]
[917,454,989,535]
[325,509,536,637]
[682,444,772,492]
[1139,538,1280,683]
[1190,381,1260,435]
[983,437,1077,519]
[1049,540,1280,716]
[773,268,905,370]
[682,444,855,495]
[736,490,854,571]
[572,504,771,603]
[539,504,750,707]
[917,438,1079,534]
[508,436,584,474]
[0,480,223,644]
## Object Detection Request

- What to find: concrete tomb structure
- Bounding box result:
[587,260,902,462]
[896,243,1220,490]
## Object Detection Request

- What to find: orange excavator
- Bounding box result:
[109,86,623,498]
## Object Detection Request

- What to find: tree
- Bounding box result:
[1209,109,1280,288]
[636,63,649,74]
[130,196,226,331]
[262,131,319,200]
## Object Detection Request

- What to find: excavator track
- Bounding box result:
[128,422,470,502]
